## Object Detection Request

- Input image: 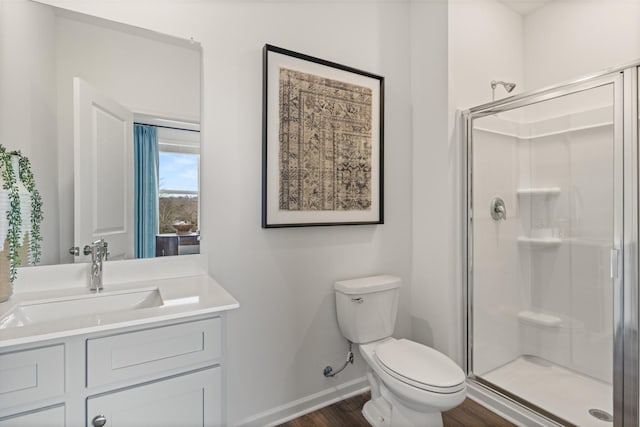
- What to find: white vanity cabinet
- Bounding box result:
[0,345,65,409]
[87,367,220,427]
[86,317,221,387]
[0,405,66,427]
[0,314,225,427]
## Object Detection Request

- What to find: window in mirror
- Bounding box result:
[157,127,200,232]
[134,119,200,258]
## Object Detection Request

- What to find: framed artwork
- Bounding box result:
[262,44,384,228]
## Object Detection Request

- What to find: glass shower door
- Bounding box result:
[467,79,621,426]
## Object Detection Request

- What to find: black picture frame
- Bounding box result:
[262,44,384,228]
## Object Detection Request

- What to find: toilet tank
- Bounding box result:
[334,275,401,344]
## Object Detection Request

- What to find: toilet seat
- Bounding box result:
[375,339,466,394]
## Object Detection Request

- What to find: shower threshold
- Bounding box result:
[481,356,612,427]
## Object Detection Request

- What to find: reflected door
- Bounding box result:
[73,77,134,262]
[468,79,621,426]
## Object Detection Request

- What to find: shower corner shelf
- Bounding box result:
[517,310,562,327]
[517,236,562,246]
[516,187,561,196]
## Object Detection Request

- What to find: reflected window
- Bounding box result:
[157,127,200,234]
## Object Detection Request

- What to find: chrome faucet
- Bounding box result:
[84,239,108,291]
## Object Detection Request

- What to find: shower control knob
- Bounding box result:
[92,415,107,427]
[490,197,507,221]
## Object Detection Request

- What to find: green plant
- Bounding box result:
[18,154,43,264]
[0,145,43,282]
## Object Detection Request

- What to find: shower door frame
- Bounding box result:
[462,66,639,427]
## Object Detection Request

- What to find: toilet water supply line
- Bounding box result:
[323,341,354,377]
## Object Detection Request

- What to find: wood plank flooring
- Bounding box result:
[277,393,516,427]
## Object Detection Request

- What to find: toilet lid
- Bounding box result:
[375,339,465,393]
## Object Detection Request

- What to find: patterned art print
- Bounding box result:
[278,67,373,211]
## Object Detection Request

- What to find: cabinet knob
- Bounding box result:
[92,415,107,427]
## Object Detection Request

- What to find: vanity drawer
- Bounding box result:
[0,345,65,411]
[87,317,221,387]
[0,404,65,427]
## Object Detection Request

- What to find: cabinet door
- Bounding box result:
[87,367,220,427]
[0,405,65,427]
[0,345,65,411]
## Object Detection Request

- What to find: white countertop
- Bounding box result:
[0,274,239,348]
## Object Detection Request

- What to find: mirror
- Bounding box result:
[0,1,201,266]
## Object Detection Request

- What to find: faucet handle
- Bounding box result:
[80,239,109,260]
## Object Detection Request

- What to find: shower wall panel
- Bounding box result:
[518,98,613,383]
[471,118,523,376]
[566,123,613,383]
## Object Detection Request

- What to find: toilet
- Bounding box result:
[334,275,466,427]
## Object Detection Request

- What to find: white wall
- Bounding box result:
[0,0,59,266]
[524,0,640,90]
[411,0,524,365]
[203,4,414,423]
[409,0,459,360]
[449,0,524,110]
[35,1,415,425]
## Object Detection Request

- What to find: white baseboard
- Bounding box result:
[234,377,370,427]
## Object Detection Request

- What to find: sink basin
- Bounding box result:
[0,287,163,328]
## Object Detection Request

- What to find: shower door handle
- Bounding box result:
[610,248,619,279]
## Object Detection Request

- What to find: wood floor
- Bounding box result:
[277,393,516,427]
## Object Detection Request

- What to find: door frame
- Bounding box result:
[461,68,638,427]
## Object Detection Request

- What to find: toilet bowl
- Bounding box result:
[334,275,466,427]
[360,338,466,427]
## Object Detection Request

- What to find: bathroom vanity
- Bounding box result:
[0,270,239,426]
[0,2,239,424]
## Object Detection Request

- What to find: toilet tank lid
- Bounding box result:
[334,275,401,295]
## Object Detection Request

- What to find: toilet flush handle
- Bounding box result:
[352,297,364,303]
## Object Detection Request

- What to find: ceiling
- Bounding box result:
[498,0,556,16]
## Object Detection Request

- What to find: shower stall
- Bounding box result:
[463,64,639,426]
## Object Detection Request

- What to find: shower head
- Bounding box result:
[491,80,517,100]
